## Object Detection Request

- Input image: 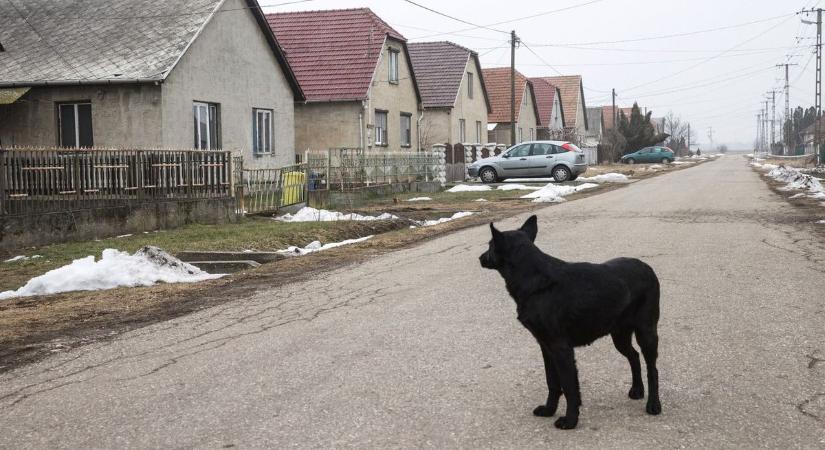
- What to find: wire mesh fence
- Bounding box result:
[304,148,441,191]
[0,147,233,217]
[236,161,307,215]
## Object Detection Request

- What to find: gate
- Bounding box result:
[235,160,307,215]
[444,143,465,182]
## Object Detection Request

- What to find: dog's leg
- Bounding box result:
[550,345,580,430]
[636,327,662,415]
[611,329,644,399]
[533,344,563,417]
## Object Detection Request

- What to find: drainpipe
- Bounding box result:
[417,109,424,152]
[359,107,365,150]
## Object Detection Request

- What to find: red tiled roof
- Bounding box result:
[543,75,586,129]
[266,8,406,102]
[483,67,533,123]
[529,77,562,128]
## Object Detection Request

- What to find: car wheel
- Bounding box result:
[626,158,636,165]
[479,167,498,184]
[662,158,671,164]
[552,166,572,183]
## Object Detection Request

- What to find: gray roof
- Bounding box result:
[0,0,303,98]
[408,41,490,111]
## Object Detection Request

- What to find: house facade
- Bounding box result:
[0,0,303,169]
[543,75,588,143]
[583,106,604,146]
[482,68,539,146]
[408,42,491,147]
[267,8,422,155]
[530,77,564,141]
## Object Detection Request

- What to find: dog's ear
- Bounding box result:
[520,215,538,242]
[490,223,505,247]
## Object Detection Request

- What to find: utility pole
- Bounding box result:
[687,123,691,153]
[756,113,762,152]
[707,126,714,151]
[767,90,778,152]
[612,88,617,129]
[801,8,823,162]
[510,30,519,146]
[777,63,798,154]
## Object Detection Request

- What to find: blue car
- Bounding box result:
[621,146,675,164]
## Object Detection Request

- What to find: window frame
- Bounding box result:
[475,121,482,143]
[57,101,93,148]
[375,110,389,146]
[253,108,273,156]
[459,119,466,143]
[467,72,474,99]
[193,101,221,150]
[507,144,531,157]
[400,112,412,148]
[388,49,400,84]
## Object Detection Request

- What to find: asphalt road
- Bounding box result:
[2,156,824,449]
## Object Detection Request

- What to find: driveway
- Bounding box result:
[1,155,824,448]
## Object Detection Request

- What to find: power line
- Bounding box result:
[525,12,796,47]
[520,41,612,94]
[399,0,509,34]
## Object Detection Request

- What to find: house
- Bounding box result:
[583,106,604,147]
[482,68,539,145]
[529,77,565,141]
[542,75,588,143]
[408,41,491,147]
[800,118,825,155]
[602,106,634,130]
[267,8,422,155]
[0,0,303,169]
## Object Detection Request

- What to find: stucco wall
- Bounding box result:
[575,92,587,136]
[366,38,420,151]
[0,84,162,148]
[294,101,363,152]
[517,86,538,143]
[420,109,451,148]
[161,0,295,168]
[551,95,563,131]
[449,58,488,145]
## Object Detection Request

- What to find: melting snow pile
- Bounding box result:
[4,255,42,263]
[474,198,489,202]
[418,212,475,227]
[447,184,492,192]
[276,207,397,222]
[579,173,631,184]
[0,246,223,300]
[277,236,373,256]
[406,197,432,202]
[521,183,599,203]
[496,184,541,191]
[765,165,825,200]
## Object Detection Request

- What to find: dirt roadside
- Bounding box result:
[0,160,712,374]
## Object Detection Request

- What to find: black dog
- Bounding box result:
[479,215,661,430]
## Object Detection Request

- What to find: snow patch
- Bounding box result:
[497,184,541,191]
[520,182,599,203]
[579,173,631,184]
[765,165,825,199]
[447,184,492,192]
[0,247,223,300]
[277,236,374,256]
[275,207,397,222]
[4,255,42,263]
[474,198,489,202]
[419,212,474,227]
[406,197,432,202]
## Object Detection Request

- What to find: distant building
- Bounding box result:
[482,67,539,145]
[542,75,589,142]
[529,77,565,141]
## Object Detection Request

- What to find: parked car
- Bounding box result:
[467,141,588,183]
[621,146,675,164]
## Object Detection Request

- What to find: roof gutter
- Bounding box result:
[0,78,162,88]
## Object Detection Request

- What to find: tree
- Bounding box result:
[717,144,728,153]
[617,103,669,154]
[663,111,695,156]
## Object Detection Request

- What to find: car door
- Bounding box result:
[638,147,653,163]
[525,143,554,176]
[499,144,531,177]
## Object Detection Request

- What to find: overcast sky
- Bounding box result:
[266,0,821,149]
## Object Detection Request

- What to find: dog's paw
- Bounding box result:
[533,405,557,417]
[553,416,578,430]
[646,399,662,415]
[628,385,644,400]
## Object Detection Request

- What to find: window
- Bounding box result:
[476,121,482,143]
[58,102,93,148]
[508,144,531,157]
[388,49,399,83]
[518,127,523,142]
[375,110,388,146]
[467,72,474,99]
[529,128,534,140]
[400,113,412,147]
[531,143,552,156]
[193,102,220,150]
[459,119,466,143]
[253,108,272,155]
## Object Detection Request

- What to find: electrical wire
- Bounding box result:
[399,0,510,35]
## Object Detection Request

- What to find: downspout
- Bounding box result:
[359,102,365,150]
[417,109,424,152]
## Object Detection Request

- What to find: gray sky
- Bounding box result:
[265,0,822,148]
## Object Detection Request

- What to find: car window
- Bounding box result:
[639,148,650,154]
[531,143,552,156]
[653,147,661,153]
[551,144,566,154]
[508,144,531,157]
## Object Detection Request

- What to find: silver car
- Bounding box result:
[467,141,588,183]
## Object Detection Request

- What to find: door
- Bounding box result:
[499,144,531,177]
[525,143,554,176]
[638,147,653,162]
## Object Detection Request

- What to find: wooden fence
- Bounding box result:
[0,147,233,217]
